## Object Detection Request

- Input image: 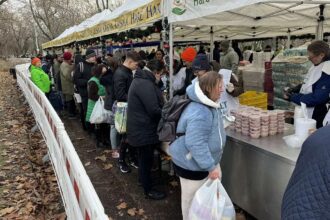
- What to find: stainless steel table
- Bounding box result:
[221,124,301,220]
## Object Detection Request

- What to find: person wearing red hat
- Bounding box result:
[60,52,76,118]
[173,47,197,96]
[30,57,51,94]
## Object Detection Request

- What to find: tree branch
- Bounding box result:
[96,0,101,12]
[0,0,8,6]
[29,0,52,40]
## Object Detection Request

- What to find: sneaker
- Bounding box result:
[118,161,131,173]
[145,189,166,200]
[129,161,139,169]
[111,151,120,159]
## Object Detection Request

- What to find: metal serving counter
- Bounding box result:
[221,124,301,220]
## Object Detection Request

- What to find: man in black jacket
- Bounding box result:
[73,49,96,130]
[114,51,141,173]
[127,59,166,200]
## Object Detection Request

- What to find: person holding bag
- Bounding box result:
[169,71,226,220]
[86,64,109,148]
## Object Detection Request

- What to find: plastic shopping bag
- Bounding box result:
[188,179,236,220]
[115,102,128,134]
[90,97,113,124]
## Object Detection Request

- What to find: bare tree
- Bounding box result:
[0,0,8,6]
[96,0,124,12]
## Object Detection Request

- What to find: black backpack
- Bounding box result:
[157,96,191,142]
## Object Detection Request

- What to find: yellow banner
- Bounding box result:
[42,0,161,49]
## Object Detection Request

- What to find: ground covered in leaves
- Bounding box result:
[0,72,65,219]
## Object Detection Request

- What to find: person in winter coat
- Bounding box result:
[30,57,51,94]
[52,54,63,92]
[60,52,76,118]
[173,47,197,96]
[220,40,244,97]
[113,51,141,173]
[73,49,96,130]
[281,125,330,219]
[100,57,120,158]
[284,40,330,128]
[127,59,166,200]
[86,64,108,148]
[41,54,53,77]
[169,71,226,220]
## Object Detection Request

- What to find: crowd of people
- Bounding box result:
[27,40,330,219]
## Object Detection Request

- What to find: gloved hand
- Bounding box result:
[226,83,235,93]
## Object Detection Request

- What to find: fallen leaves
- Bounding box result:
[116,202,127,210]
[95,155,107,162]
[116,201,146,218]
[103,163,113,170]
[169,180,179,187]
[127,208,136,216]
[0,72,64,219]
[0,207,14,216]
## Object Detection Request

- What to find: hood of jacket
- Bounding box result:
[134,68,156,83]
[186,80,220,109]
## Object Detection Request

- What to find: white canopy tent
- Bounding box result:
[43,0,162,48]
[75,9,113,33]
[166,0,330,96]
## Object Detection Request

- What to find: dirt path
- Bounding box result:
[63,118,182,219]
[0,72,64,219]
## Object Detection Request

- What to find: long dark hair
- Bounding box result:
[92,64,107,78]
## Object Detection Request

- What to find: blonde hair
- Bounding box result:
[199,71,223,99]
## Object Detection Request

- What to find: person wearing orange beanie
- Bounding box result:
[31,57,41,67]
[173,47,197,96]
[181,47,197,63]
[30,57,51,94]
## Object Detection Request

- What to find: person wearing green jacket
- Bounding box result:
[86,64,108,148]
[30,57,51,94]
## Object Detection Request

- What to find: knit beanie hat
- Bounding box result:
[85,49,96,59]
[63,52,72,61]
[31,57,41,66]
[192,54,211,71]
[181,47,197,62]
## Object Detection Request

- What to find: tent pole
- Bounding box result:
[169,23,174,98]
[210,26,214,61]
[286,29,291,49]
[316,4,325,40]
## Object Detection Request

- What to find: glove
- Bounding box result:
[226,83,235,93]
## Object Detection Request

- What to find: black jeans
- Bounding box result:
[119,135,137,163]
[95,123,110,144]
[79,96,88,130]
[137,144,156,194]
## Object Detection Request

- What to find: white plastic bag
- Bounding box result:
[189,179,236,220]
[115,102,128,134]
[90,97,113,124]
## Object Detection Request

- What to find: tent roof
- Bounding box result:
[168,0,330,27]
